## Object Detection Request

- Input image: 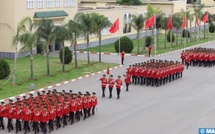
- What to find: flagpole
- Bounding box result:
[154,14,157,55]
[119,33,121,64]
[170,14,172,52]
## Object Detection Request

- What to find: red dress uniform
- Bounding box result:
[56,105,63,117]
[32,109,41,123]
[40,110,49,123]
[99,77,107,88]
[121,51,125,59]
[0,105,7,118]
[126,67,132,75]
[91,96,98,107]
[124,74,131,84]
[6,106,14,119]
[115,79,123,89]
[148,45,152,52]
[14,107,23,120]
[63,104,70,115]
[83,97,88,109]
[108,78,115,89]
[70,100,77,112]
[49,107,56,120]
[23,108,32,121]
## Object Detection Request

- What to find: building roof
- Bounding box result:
[33,10,68,18]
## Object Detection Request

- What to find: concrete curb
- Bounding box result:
[0,65,123,103]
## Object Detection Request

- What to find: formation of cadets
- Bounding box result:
[125,59,184,87]
[181,47,215,68]
[99,73,131,99]
[0,89,98,134]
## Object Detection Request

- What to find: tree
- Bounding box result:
[34,19,56,76]
[161,17,168,49]
[74,12,94,65]
[19,32,38,80]
[54,25,69,72]
[172,15,182,45]
[131,14,145,54]
[66,20,82,68]
[155,13,164,49]
[146,4,162,51]
[12,16,33,85]
[91,13,111,62]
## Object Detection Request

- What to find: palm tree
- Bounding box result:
[66,20,81,68]
[131,14,145,54]
[161,17,168,49]
[19,32,38,80]
[146,4,162,51]
[155,13,164,49]
[74,12,94,65]
[172,15,182,45]
[91,13,111,62]
[54,25,69,72]
[34,19,56,76]
[12,16,33,85]
[192,3,205,40]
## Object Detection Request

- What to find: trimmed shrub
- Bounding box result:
[167,31,175,42]
[0,59,10,79]
[209,23,215,33]
[182,29,191,38]
[114,36,134,53]
[145,36,152,47]
[59,47,73,64]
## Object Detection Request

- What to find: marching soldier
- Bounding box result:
[115,76,123,99]
[32,105,41,134]
[99,74,107,98]
[0,101,6,130]
[107,75,114,98]
[91,92,97,115]
[123,72,131,91]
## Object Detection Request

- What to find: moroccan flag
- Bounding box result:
[181,16,186,29]
[109,18,119,34]
[202,13,208,23]
[167,16,173,31]
[145,15,155,28]
[106,67,110,75]
[196,16,200,26]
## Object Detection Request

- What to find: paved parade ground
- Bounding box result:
[2,41,215,134]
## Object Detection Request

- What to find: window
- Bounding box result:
[37,0,44,8]
[46,0,53,8]
[71,0,75,7]
[26,0,34,9]
[64,0,75,7]
[55,0,61,7]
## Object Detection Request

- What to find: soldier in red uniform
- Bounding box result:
[40,106,49,134]
[91,92,97,115]
[14,103,23,133]
[62,102,70,127]
[115,76,123,99]
[123,72,131,91]
[0,101,6,130]
[121,50,125,65]
[185,54,191,69]
[99,74,107,98]
[23,104,32,134]
[48,104,56,132]
[56,102,63,130]
[107,75,114,98]
[69,97,77,125]
[32,105,41,134]
[6,102,14,132]
[82,94,88,120]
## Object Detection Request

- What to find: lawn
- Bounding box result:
[0,55,117,99]
[80,32,215,55]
